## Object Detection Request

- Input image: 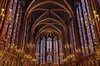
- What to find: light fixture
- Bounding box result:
[67,44,70,49]
[32,59,37,62]
[93,11,96,14]
[62,58,67,62]
[59,53,64,56]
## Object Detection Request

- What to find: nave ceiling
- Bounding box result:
[23,0,75,44]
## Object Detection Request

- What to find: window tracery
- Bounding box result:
[36,35,63,65]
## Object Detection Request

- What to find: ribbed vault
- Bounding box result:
[1,0,99,66]
[24,0,74,45]
[23,0,74,65]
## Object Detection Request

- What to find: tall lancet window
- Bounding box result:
[76,0,95,56]
[81,0,94,54]
[84,0,95,53]
[36,35,63,65]
[47,37,52,63]
[53,37,59,64]
[40,38,43,63]
[42,37,45,63]
[76,5,86,55]
[40,37,45,64]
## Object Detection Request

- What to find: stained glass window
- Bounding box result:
[6,0,13,42]
[76,4,86,55]
[40,38,43,63]
[68,22,74,54]
[55,38,59,64]
[42,37,45,63]
[7,0,17,44]
[11,2,20,44]
[15,3,22,44]
[84,0,95,53]
[81,0,94,53]
[47,37,52,63]
[76,0,95,55]
[36,36,62,65]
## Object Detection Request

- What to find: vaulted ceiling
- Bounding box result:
[23,0,76,43]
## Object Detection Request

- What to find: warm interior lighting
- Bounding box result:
[75,48,81,53]
[67,44,70,49]
[0,9,4,15]
[59,53,64,56]
[99,19,100,21]
[47,51,53,55]
[0,48,3,57]
[93,11,96,14]
[0,0,100,66]
[2,14,5,17]
[62,58,67,62]
[96,14,99,17]
[32,59,37,62]
[1,8,4,11]
[27,43,34,48]
[10,9,12,12]
[65,44,70,49]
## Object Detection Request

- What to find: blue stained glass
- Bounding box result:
[81,0,94,53]
[36,36,61,64]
